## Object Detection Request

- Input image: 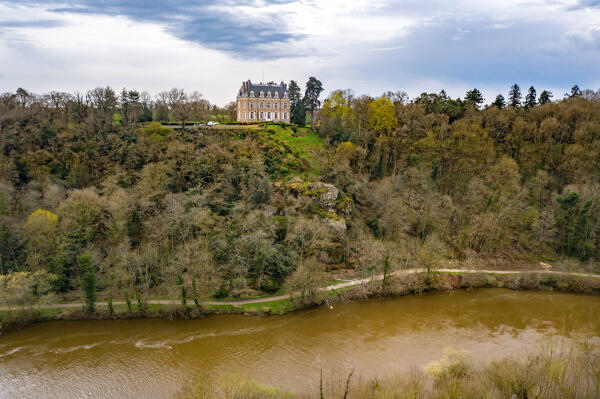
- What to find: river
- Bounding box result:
[1,288,599,398]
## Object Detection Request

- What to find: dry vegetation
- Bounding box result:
[179,340,600,399]
[1,86,599,316]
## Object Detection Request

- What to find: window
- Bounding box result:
[275,112,278,119]
[274,92,279,98]
[250,102,254,108]
[274,103,278,109]
[243,112,246,119]
[267,91,271,98]
[267,102,271,109]
[283,112,287,119]
[250,112,255,119]
[267,112,271,119]
[259,112,263,119]
[284,92,288,98]
[260,91,264,97]
[250,91,255,97]
[283,103,288,109]
[259,102,263,109]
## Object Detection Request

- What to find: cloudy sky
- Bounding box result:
[1,0,599,105]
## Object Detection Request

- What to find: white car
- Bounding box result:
[206,121,219,126]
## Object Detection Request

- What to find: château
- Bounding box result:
[236,80,291,123]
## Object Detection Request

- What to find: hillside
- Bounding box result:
[1,88,599,308]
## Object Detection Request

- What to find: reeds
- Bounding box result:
[179,340,600,399]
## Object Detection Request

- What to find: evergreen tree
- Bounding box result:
[465,88,484,109]
[291,102,306,125]
[538,90,553,105]
[508,83,521,107]
[288,80,302,104]
[77,253,96,313]
[492,94,506,109]
[567,85,582,98]
[288,80,305,125]
[524,86,537,108]
[304,77,324,129]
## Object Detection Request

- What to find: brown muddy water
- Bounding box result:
[1,288,599,398]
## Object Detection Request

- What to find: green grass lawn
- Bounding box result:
[265,124,323,174]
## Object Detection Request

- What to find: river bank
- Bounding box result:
[178,340,600,399]
[2,269,600,336]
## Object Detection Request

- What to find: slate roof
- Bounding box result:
[237,80,288,98]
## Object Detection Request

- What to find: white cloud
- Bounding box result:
[0,3,326,104]
[0,0,599,105]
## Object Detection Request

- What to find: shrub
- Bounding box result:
[425,346,473,381]
[143,121,169,139]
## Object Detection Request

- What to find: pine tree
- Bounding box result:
[465,88,484,108]
[77,253,96,313]
[304,77,324,129]
[538,90,553,105]
[508,84,522,107]
[567,85,582,98]
[524,86,537,108]
[492,94,506,109]
[288,80,305,125]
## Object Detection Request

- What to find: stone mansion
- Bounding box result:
[236,80,290,123]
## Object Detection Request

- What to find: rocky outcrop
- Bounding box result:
[307,182,339,212]
[281,178,352,240]
[327,218,347,238]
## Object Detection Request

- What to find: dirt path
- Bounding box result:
[2,268,599,311]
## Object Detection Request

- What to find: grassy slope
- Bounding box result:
[265,124,324,175]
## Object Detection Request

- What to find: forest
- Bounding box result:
[0,82,599,309]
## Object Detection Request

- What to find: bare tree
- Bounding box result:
[189,91,209,122]
[167,88,192,127]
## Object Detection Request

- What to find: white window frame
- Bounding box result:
[250,91,255,97]
[259,112,263,119]
[260,91,264,97]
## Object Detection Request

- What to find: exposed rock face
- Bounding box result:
[327,218,347,238]
[280,178,351,241]
[308,182,339,211]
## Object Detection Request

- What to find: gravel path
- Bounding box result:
[2,268,598,311]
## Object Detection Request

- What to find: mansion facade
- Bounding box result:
[236,80,290,123]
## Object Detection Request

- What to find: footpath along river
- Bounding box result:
[1,288,599,398]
